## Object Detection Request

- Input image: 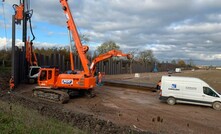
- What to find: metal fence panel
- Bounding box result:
[13,48,177,86]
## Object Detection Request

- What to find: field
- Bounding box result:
[0,69,221,133]
[105,69,221,93]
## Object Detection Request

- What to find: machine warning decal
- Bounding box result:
[62,79,73,85]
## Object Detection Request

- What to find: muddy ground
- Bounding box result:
[0,69,221,134]
[105,69,221,93]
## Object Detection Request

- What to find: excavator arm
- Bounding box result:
[90,50,132,76]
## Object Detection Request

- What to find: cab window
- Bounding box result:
[40,70,47,81]
[55,70,59,76]
[48,70,52,80]
[203,87,219,97]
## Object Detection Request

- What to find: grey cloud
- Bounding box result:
[2,0,221,65]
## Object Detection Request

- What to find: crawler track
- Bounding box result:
[33,88,70,104]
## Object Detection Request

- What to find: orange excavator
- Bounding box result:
[32,0,131,103]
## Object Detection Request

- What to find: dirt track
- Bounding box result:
[1,69,221,134]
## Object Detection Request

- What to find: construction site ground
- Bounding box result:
[1,69,221,134]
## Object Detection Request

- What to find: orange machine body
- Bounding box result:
[38,68,96,90]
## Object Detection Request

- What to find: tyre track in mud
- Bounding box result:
[0,91,152,134]
[88,86,160,132]
[1,70,221,134]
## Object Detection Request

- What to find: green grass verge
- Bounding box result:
[0,100,85,134]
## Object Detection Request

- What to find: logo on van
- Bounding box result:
[168,84,179,91]
[171,84,176,89]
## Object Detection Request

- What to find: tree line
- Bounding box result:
[0,40,194,68]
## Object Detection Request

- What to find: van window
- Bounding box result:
[203,87,219,97]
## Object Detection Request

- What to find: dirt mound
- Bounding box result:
[0,92,151,134]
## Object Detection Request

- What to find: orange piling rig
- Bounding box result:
[33,0,131,103]
[26,37,38,66]
[11,0,40,84]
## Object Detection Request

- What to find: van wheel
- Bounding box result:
[213,102,221,110]
[167,97,176,105]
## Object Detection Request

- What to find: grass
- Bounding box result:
[0,100,85,134]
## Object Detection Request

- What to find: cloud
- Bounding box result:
[1,0,221,65]
[0,37,63,49]
[170,23,221,33]
[0,37,7,49]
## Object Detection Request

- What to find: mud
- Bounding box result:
[0,92,151,134]
[0,70,221,134]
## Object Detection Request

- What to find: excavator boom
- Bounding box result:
[90,50,132,76]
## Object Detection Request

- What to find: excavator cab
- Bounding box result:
[38,67,59,87]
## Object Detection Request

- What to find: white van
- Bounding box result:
[159,76,221,110]
[175,68,181,73]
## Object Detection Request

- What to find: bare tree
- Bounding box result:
[96,40,120,55]
[137,50,156,63]
[177,59,186,67]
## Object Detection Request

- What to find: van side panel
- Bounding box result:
[180,82,203,102]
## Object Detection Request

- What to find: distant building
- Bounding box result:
[196,65,217,70]
[216,67,221,70]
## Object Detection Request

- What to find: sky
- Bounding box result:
[1,0,221,66]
